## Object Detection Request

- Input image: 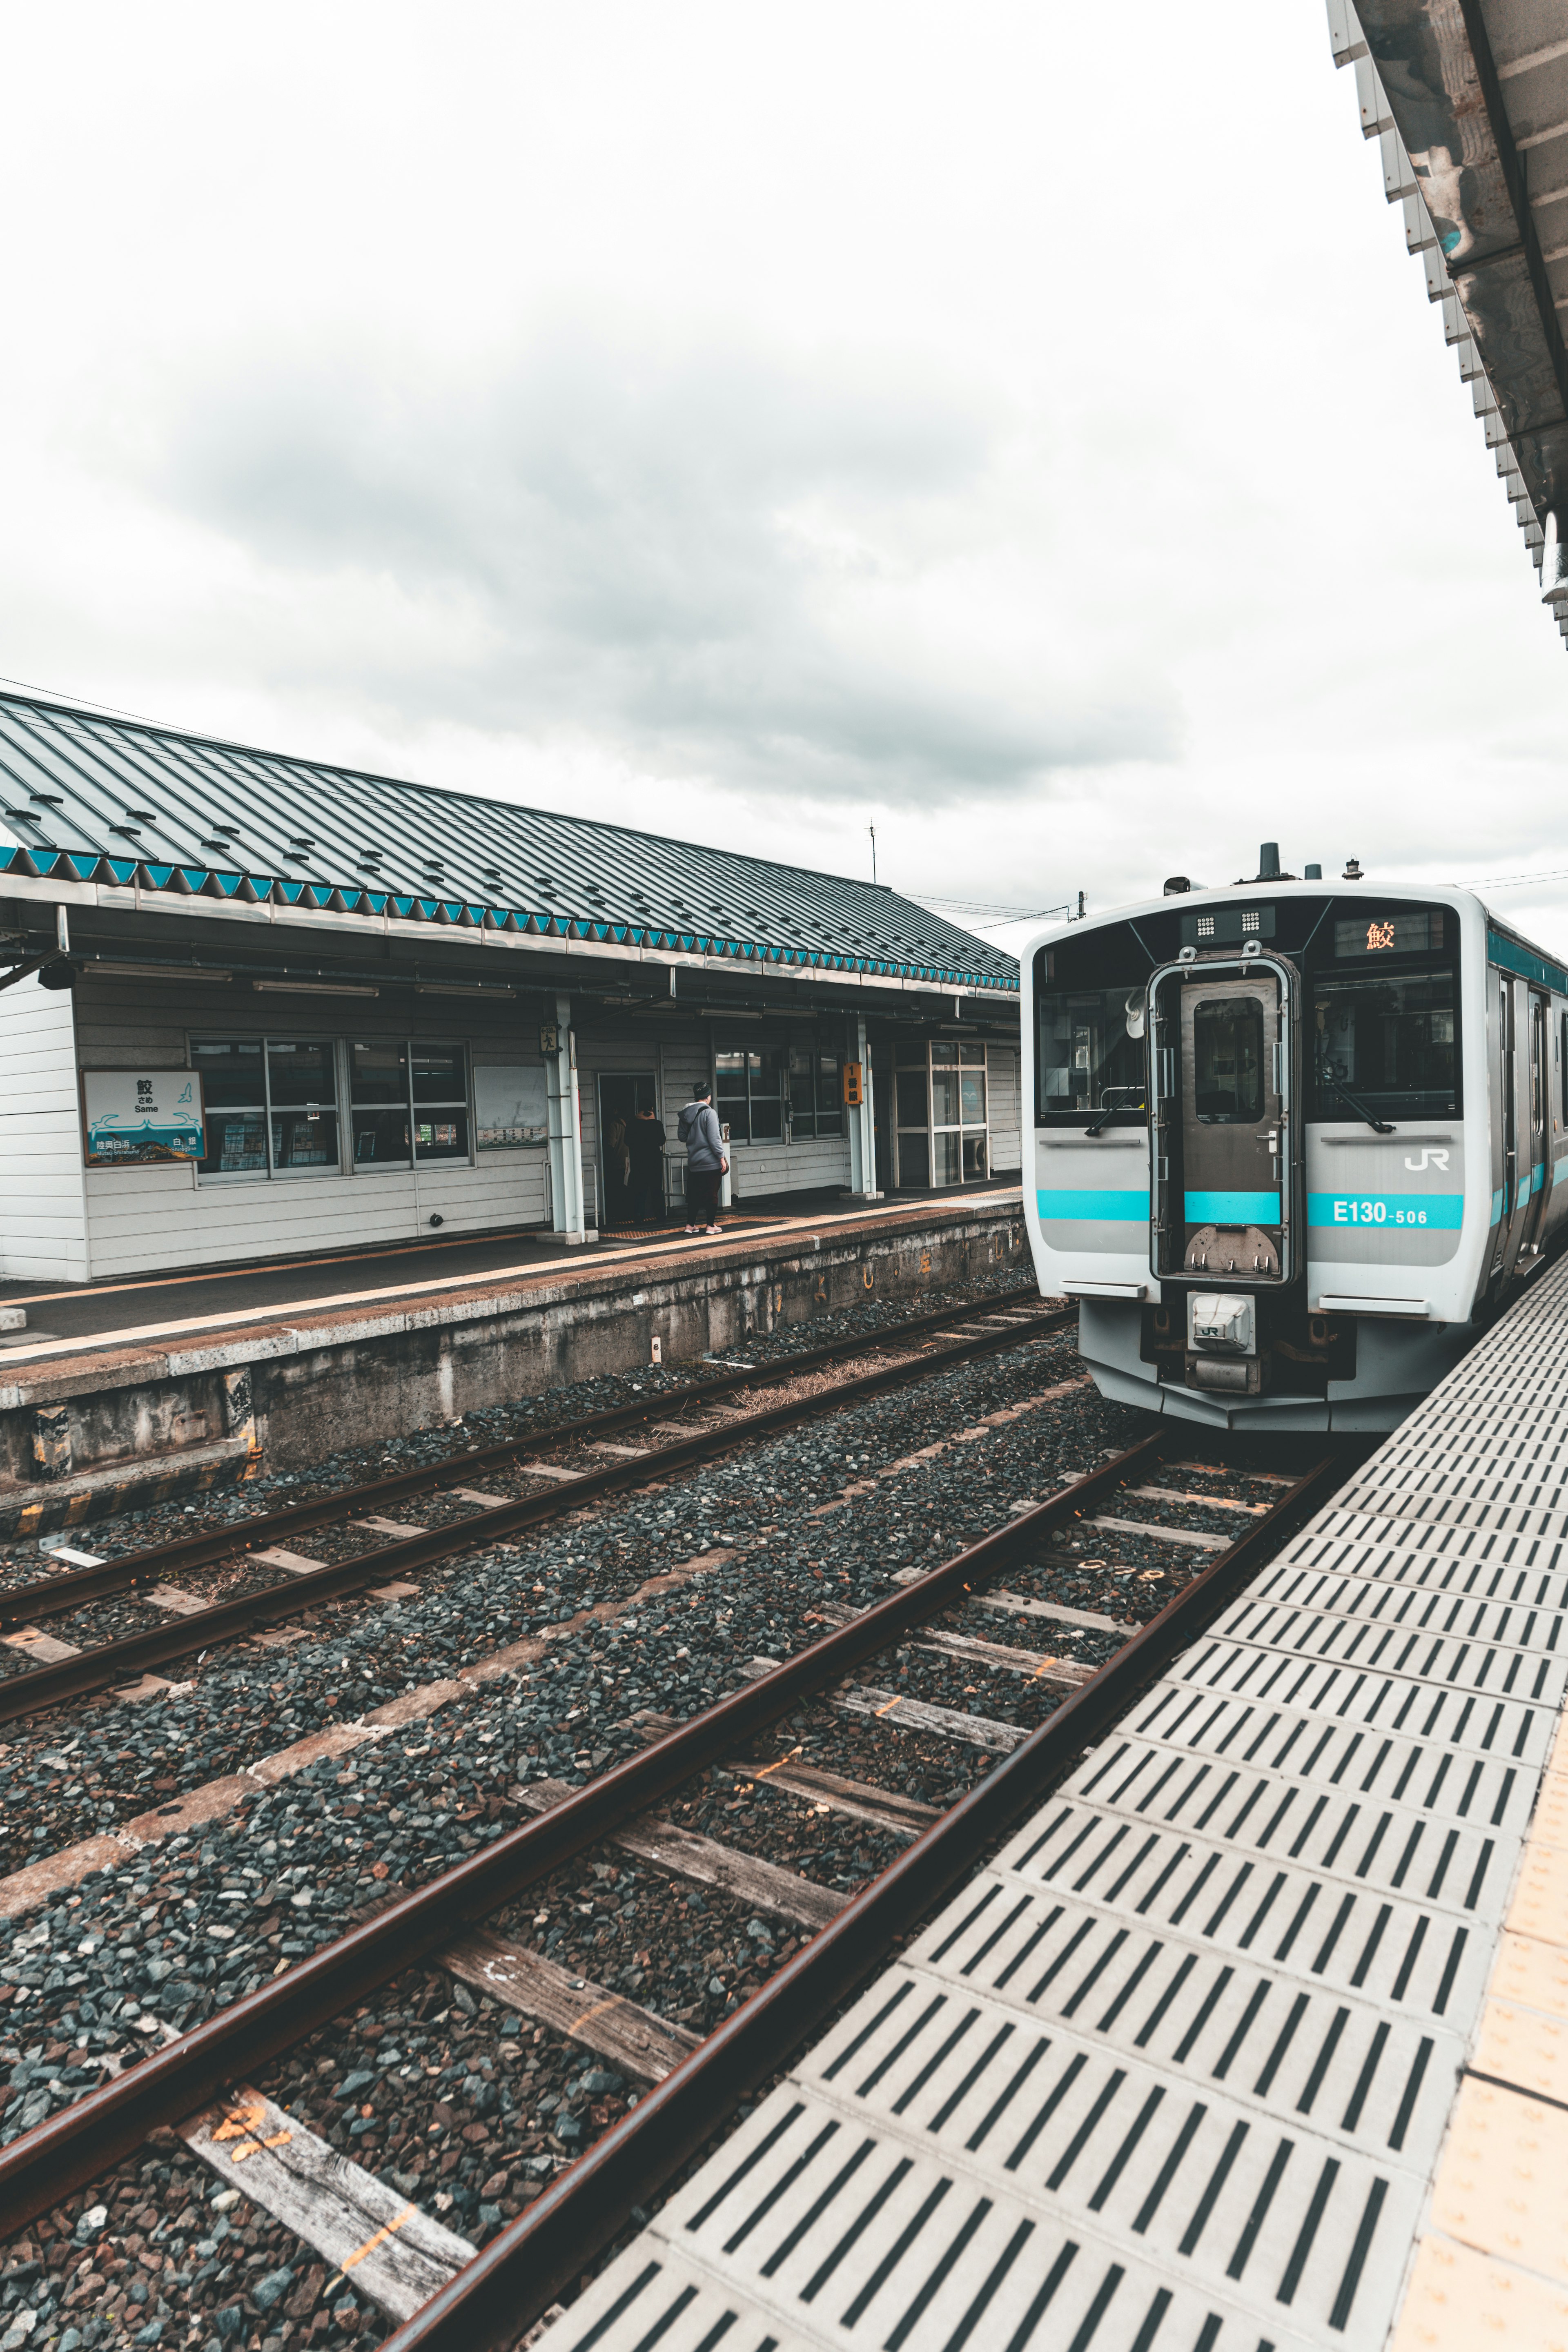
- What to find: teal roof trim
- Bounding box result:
[0,689,1019,993]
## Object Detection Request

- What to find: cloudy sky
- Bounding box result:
[1,2,1564,950]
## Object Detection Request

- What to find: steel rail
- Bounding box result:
[1,1296,1068,1630]
[380,1448,1349,2352]
[0,1428,1164,2229]
[0,1307,1074,1728]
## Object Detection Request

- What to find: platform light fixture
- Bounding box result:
[91,962,234,982]
[252,979,379,996]
[414,982,518,998]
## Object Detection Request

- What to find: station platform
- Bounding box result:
[0,1188,1027,1537]
[558,1255,1568,2352]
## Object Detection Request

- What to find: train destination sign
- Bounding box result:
[82,1070,206,1165]
[1333,909,1446,958]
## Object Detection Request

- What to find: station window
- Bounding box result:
[786,1042,844,1138]
[715,1047,783,1143]
[716,1037,841,1142]
[352,1040,471,1167]
[194,1038,340,1179]
[894,1042,989,1186]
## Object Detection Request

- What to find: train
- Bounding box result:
[1021,850,1568,1428]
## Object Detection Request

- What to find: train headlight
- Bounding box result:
[1188,1292,1256,1356]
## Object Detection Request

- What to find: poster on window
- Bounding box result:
[474,1064,549,1147]
[82,1070,206,1165]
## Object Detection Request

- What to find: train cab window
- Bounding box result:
[1310,968,1458,1120]
[1192,996,1265,1123]
[1037,985,1146,1119]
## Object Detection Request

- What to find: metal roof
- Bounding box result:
[1327,0,1568,644]
[0,690,1018,995]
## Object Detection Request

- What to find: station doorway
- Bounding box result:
[597,1072,660,1229]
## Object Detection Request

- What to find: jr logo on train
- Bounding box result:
[1021,849,1568,1428]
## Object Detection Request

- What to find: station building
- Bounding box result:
[0,691,1022,1284]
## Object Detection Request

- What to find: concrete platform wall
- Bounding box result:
[0,1199,1031,1534]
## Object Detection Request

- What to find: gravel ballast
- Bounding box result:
[0,1277,1315,2350]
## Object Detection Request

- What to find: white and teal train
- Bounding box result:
[1022,856,1568,1428]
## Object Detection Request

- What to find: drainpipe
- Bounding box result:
[845,1013,882,1199]
[546,993,591,1245]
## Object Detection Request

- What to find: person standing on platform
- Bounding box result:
[628,1103,667,1225]
[677,1081,727,1234]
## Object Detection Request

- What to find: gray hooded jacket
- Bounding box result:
[677,1098,725,1172]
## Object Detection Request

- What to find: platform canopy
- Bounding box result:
[0,689,1016,998]
[1331,0,1568,642]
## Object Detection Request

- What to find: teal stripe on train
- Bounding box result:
[1184,1190,1280,1224]
[1037,1187,1149,1222]
[1307,1192,1464,1231]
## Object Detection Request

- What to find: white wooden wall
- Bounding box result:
[571,1016,852,1216]
[0,972,89,1283]
[727,1134,853,1197]
[74,976,549,1279]
[51,974,1014,1277]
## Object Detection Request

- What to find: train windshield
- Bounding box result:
[1310,967,1457,1120]
[1038,983,1147,1116]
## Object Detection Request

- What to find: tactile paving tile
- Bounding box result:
[1252,1548,1568,1614]
[1203,1599,1568,1701]
[991,1810,1492,2022]
[1427,2076,1568,2285]
[1160,1637,1557,1757]
[1311,1496,1568,1547]
[1085,1699,1538,1835]
[1470,1994,1568,2105]
[551,2203,1325,2352]
[899,1896,1461,2163]
[1274,1519,1568,1586]
[1490,1925,1568,2017]
[1503,1832,1568,1947]
[564,1254,1568,2352]
[1060,1739,1518,1916]
[1388,2233,1568,2352]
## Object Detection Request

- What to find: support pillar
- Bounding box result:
[845,1014,882,1199]
[546,994,591,1243]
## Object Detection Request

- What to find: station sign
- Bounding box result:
[81,1070,206,1165]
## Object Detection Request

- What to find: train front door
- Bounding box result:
[1176,972,1290,1279]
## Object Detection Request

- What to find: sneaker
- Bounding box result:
[684,1224,698,1234]
[706,1223,723,1234]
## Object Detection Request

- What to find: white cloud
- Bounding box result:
[0,0,1561,943]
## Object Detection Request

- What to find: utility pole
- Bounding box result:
[869,824,877,884]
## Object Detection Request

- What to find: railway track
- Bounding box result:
[0,1386,1348,2352]
[0,1292,1071,1727]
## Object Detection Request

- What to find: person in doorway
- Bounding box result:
[677,1081,728,1234]
[605,1113,630,1193]
[627,1104,667,1224]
